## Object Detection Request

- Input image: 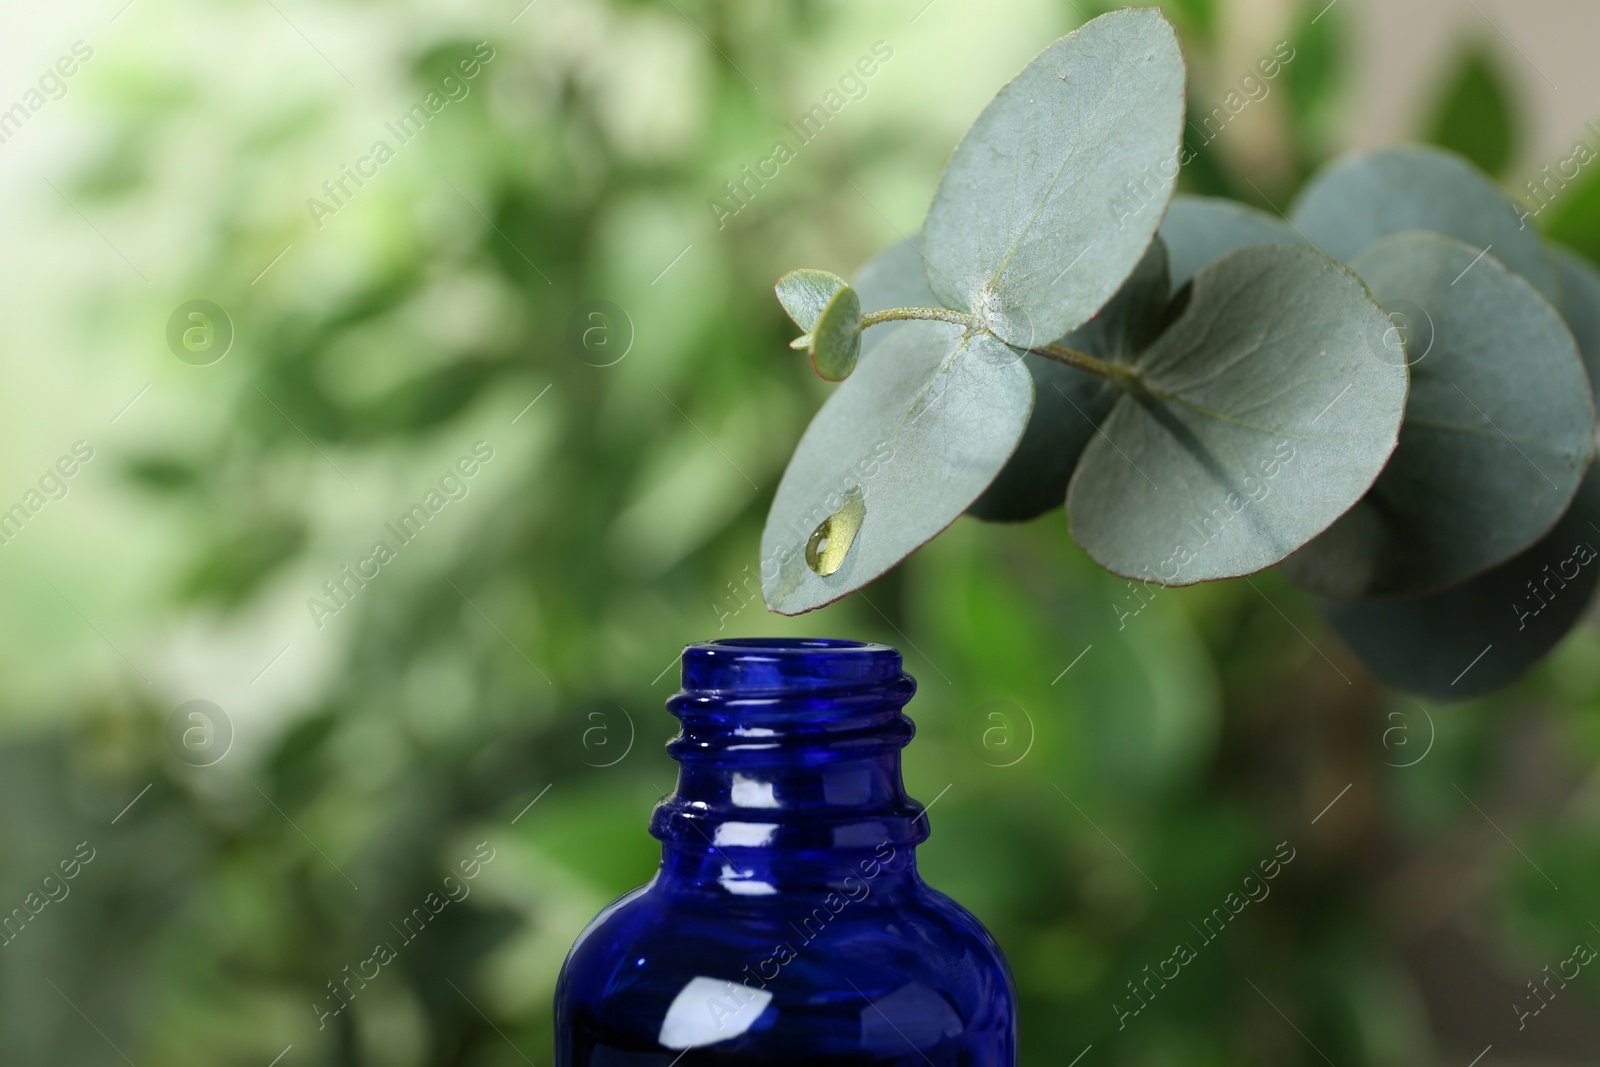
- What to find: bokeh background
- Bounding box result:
[1,0,1599,1063]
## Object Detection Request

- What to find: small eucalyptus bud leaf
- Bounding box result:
[775,269,848,333]
[809,284,863,382]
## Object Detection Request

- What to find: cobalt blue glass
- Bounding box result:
[554,638,1017,1065]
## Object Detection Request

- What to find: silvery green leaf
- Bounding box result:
[761,321,1033,615]
[970,237,1171,522]
[1322,466,1600,700]
[1159,194,1305,290]
[809,284,862,381]
[922,8,1187,349]
[1323,246,1600,698]
[1311,247,1600,631]
[1283,232,1594,597]
[775,269,848,333]
[1551,245,1600,389]
[1290,144,1561,305]
[1067,244,1407,584]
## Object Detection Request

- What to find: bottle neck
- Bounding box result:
[649,639,927,898]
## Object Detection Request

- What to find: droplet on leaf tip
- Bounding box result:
[805,487,866,576]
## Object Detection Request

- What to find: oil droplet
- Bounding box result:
[805,487,865,576]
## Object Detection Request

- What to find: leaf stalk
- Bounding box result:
[856,306,1140,386]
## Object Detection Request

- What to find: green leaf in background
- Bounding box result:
[969,237,1171,522]
[1321,466,1600,700]
[1546,166,1600,267]
[921,8,1187,349]
[775,268,848,334]
[178,515,307,607]
[1291,144,1561,305]
[1279,0,1346,168]
[1158,194,1305,290]
[1161,0,1217,42]
[1423,43,1518,179]
[852,237,938,358]
[761,321,1033,614]
[808,283,863,381]
[1067,244,1406,584]
[1318,244,1600,700]
[1283,232,1593,597]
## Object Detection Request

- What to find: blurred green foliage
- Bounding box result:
[3,1,1599,1065]
[1549,171,1600,266]
[1424,43,1519,178]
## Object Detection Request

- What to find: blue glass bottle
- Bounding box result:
[554,638,1017,1065]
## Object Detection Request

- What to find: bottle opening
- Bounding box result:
[678,637,904,695]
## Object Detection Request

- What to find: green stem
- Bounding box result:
[857,306,977,329]
[856,306,1141,386]
[1036,342,1143,385]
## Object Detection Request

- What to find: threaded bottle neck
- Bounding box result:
[650,639,926,896]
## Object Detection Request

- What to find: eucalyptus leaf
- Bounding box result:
[1552,245,1600,386]
[970,236,1171,522]
[922,8,1187,349]
[1315,245,1600,701]
[1290,144,1561,305]
[1159,194,1305,290]
[809,284,862,381]
[775,269,848,333]
[1283,232,1593,597]
[1067,244,1407,584]
[1321,466,1600,700]
[761,321,1033,615]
